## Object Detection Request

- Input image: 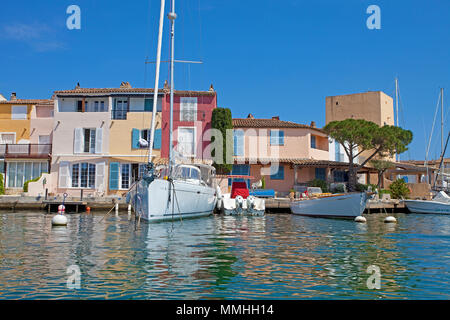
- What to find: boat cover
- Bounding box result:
[433,191,450,203]
[231,181,249,199]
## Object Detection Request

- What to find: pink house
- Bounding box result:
[160,85,217,161]
[231,115,352,195]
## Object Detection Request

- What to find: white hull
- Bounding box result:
[290,193,367,218]
[128,178,217,222]
[404,200,450,214]
[221,194,265,216]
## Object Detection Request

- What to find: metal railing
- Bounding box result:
[0,144,52,158]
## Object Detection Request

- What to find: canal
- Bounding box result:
[0,212,449,299]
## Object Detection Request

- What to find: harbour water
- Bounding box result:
[0,211,449,299]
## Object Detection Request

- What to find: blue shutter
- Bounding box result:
[153,129,162,149]
[109,162,119,190]
[311,135,316,149]
[144,99,152,111]
[315,168,326,181]
[270,165,284,180]
[270,130,276,145]
[233,130,244,156]
[279,130,284,145]
[131,128,140,149]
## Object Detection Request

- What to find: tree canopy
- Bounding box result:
[211,107,233,174]
[324,119,413,190]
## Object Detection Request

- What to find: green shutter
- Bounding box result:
[131,128,140,149]
[153,129,162,149]
[109,162,119,190]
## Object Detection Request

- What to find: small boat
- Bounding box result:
[218,176,265,216]
[290,188,368,218]
[404,191,450,214]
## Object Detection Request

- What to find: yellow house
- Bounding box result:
[0,94,54,192]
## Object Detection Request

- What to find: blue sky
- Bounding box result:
[0,0,449,160]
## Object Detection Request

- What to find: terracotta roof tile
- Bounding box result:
[53,88,216,96]
[232,118,325,133]
[0,99,53,105]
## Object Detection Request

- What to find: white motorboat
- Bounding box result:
[126,0,217,222]
[290,189,368,218]
[218,177,265,216]
[404,191,450,214]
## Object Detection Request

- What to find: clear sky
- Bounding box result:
[0,0,449,160]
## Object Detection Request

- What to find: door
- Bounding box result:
[177,128,195,157]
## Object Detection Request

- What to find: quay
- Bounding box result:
[0,196,409,214]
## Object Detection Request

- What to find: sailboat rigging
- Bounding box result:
[126,0,218,222]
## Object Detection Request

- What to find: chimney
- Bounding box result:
[10,92,17,101]
[163,80,169,90]
[209,84,214,92]
[310,121,316,128]
[272,116,279,120]
[120,81,132,89]
[247,113,254,119]
[75,82,81,89]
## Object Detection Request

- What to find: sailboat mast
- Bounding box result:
[441,88,444,156]
[148,0,166,164]
[168,0,176,175]
[395,77,399,162]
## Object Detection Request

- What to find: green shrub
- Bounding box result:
[388,179,410,199]
[211,107,233,174]
[307,179,328,193]
[0,173,4,195]
[379,189,391,196]
[23,175,42,193]
[261,176,266,189]
[333,184,346,193]
[355,183,368,192]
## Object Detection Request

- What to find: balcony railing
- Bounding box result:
[0,144,52,159]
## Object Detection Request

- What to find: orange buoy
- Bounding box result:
[86,206,91,213]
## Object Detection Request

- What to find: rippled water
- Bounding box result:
[0,211,449,299]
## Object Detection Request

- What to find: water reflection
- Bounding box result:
[0,212,449,299]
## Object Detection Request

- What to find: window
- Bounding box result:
[73,163,96,189]
[83,129,96,153]
[121,164,130,189]
[270,165,284,180]
[233,130,245,156]
[177,127,195,156]
[85,100,106,112]
[113,99,128,119]
[335,141,341,162]
[315,168,326,181]
[333,170,348,183]
[11,106,27,120]
[311,135,317,149]
[0,133,15,144]
[77,100,83,112]
[6,162,48,188]
[144,98,162,112]
[180,97,197,121]
[270,130,284,146]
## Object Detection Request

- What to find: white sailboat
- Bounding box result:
[290,191,368,218]
[404,191,450,214]
[126,0,217,222]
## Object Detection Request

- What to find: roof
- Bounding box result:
[233,157,372,169]
[232,118,325,133]
[0,99,54,106]
[53,88,216,96]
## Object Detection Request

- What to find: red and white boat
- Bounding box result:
[217,175,265,216]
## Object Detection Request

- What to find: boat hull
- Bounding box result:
[128,178,217,222]
[290,193,367,218]
[404,200,450,214]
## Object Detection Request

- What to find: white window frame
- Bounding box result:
[70,162,96,189]
[180,97,197,122]
[6,161,48,189]
[11,106,28,120]
[0,132,16,144]
[177,126,197,157]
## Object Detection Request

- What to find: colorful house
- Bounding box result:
[50,82,217,197]
[0,93,53,193]
[231,115,360,195]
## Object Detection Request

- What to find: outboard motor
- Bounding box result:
[235,195,244,214]
[247,195,256,210]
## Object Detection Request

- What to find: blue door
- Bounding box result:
[229,164,250,187]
